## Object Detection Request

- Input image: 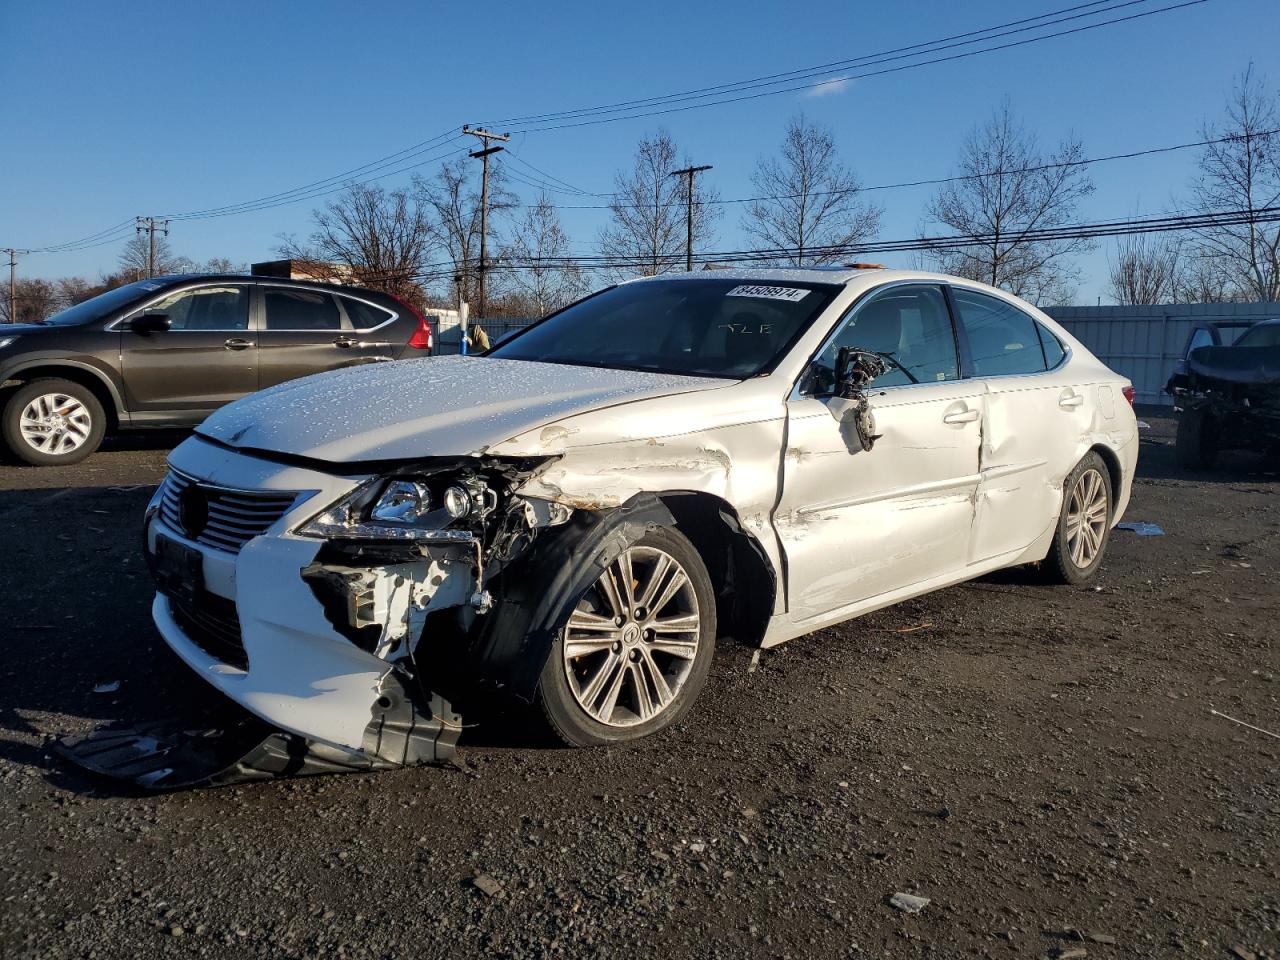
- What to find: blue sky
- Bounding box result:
[3,0,1277,302]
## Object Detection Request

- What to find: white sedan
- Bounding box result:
[89,268,1139,784]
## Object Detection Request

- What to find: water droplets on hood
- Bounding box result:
[196,356,726,463]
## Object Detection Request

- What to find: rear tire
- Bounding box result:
[1042,451,1113,585]
[2,378,106,466]
[1175,406,1219,470]
[536,526,716,747]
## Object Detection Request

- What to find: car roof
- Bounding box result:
[626,266,998,290]
[154,273,393,299]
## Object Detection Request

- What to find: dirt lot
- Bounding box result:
[0,414,1276,959]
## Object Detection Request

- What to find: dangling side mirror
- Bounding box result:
[835,346,887,399]
[834,346,888,452]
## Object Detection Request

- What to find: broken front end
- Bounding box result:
[62,437,667,789]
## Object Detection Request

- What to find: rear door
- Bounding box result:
[119,283,256,420]
[950,286,1082,562]
[256,286,356,389]
[775,283,984,621]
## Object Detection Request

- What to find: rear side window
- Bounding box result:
[264,289,341,331]
[341,296,395,330]
[952,289,1046,377]
[1037,324,1067,369]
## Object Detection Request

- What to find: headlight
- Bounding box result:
[0,335,19,349]
[370,480,432,524]
[297,476,483,542]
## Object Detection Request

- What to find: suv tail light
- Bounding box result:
[390,295,432,351]
[408,317,433,351]
[1122,385,1136,406]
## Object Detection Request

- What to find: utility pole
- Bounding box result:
[135,216,170,278]
[3,248,23,324]
[463,126,510,320]
[669,164,712,271]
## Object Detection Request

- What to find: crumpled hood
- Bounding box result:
[196,356,727,463]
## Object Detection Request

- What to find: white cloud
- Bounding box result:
[803,77,853,98]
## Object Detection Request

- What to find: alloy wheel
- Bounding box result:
[19,392,93,456]
[1065,467,1108,567]
[561,545,701,728]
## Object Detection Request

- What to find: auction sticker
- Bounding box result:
[725,284,810,303]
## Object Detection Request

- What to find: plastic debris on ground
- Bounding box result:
[1116,521,1165,536]
[888,892,930,913]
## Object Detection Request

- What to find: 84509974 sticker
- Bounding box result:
[725,284,811,303]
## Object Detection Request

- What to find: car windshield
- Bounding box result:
[1234,323,1280,348]
[490,278,841,378]
[39,280,168,326]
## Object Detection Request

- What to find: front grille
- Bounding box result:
[158,470,298,554]
[168,592,248,670]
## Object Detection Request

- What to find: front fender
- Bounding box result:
[469,493,675,702]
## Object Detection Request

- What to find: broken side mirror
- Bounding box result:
[835,346,887,399]
[834,346,887,452]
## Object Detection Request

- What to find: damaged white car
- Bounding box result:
[65,268,1138,787]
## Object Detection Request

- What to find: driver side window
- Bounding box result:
[146,286,248,331]
[818,284,958,388]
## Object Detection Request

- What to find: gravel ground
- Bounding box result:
[0,414,1276,959]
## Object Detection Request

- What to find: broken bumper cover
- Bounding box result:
[61,438,465,788]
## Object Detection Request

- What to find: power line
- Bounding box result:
[161,128,462,220]
[523,127,1280,212]
[6,0,1217,255]
[492,0,1214,133]
[336,205,1280,287]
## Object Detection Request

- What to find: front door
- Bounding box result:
[774,284,984,622]
[119,284,256,421]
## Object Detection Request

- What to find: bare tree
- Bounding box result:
[1107,232,1181,304]
[280,183,432,304]
[741,115,881,265]
[500,194,589,317]
[1173,252,1242,303]
[1185,66,1280,302]
[598,131,720,279]
[5,278,58,324]
[923,103,1095,304]
[415,158,516,309]
[118,233,180,280]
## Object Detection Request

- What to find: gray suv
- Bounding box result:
[0,275,434,465]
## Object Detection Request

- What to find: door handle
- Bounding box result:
[334,336,356,348]
[1059,392,1084,409]
[224,338,253,351]
[942,408,980,424]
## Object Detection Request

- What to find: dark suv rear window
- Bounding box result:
[264,289,341,330]
[341,297,394,330]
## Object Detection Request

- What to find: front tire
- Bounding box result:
[1042,452,1113,585]
[2,378,106,466]
[536,526,716,747]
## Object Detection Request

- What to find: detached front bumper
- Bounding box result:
[63,437,471,787]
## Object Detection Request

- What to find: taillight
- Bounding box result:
[408,316,433,350]
[1122,385,1136,406]
[390,295,432,351]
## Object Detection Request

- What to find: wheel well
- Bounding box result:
[657,491,777,647]
[1089,443,1122,497]
[2,365,120,432]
